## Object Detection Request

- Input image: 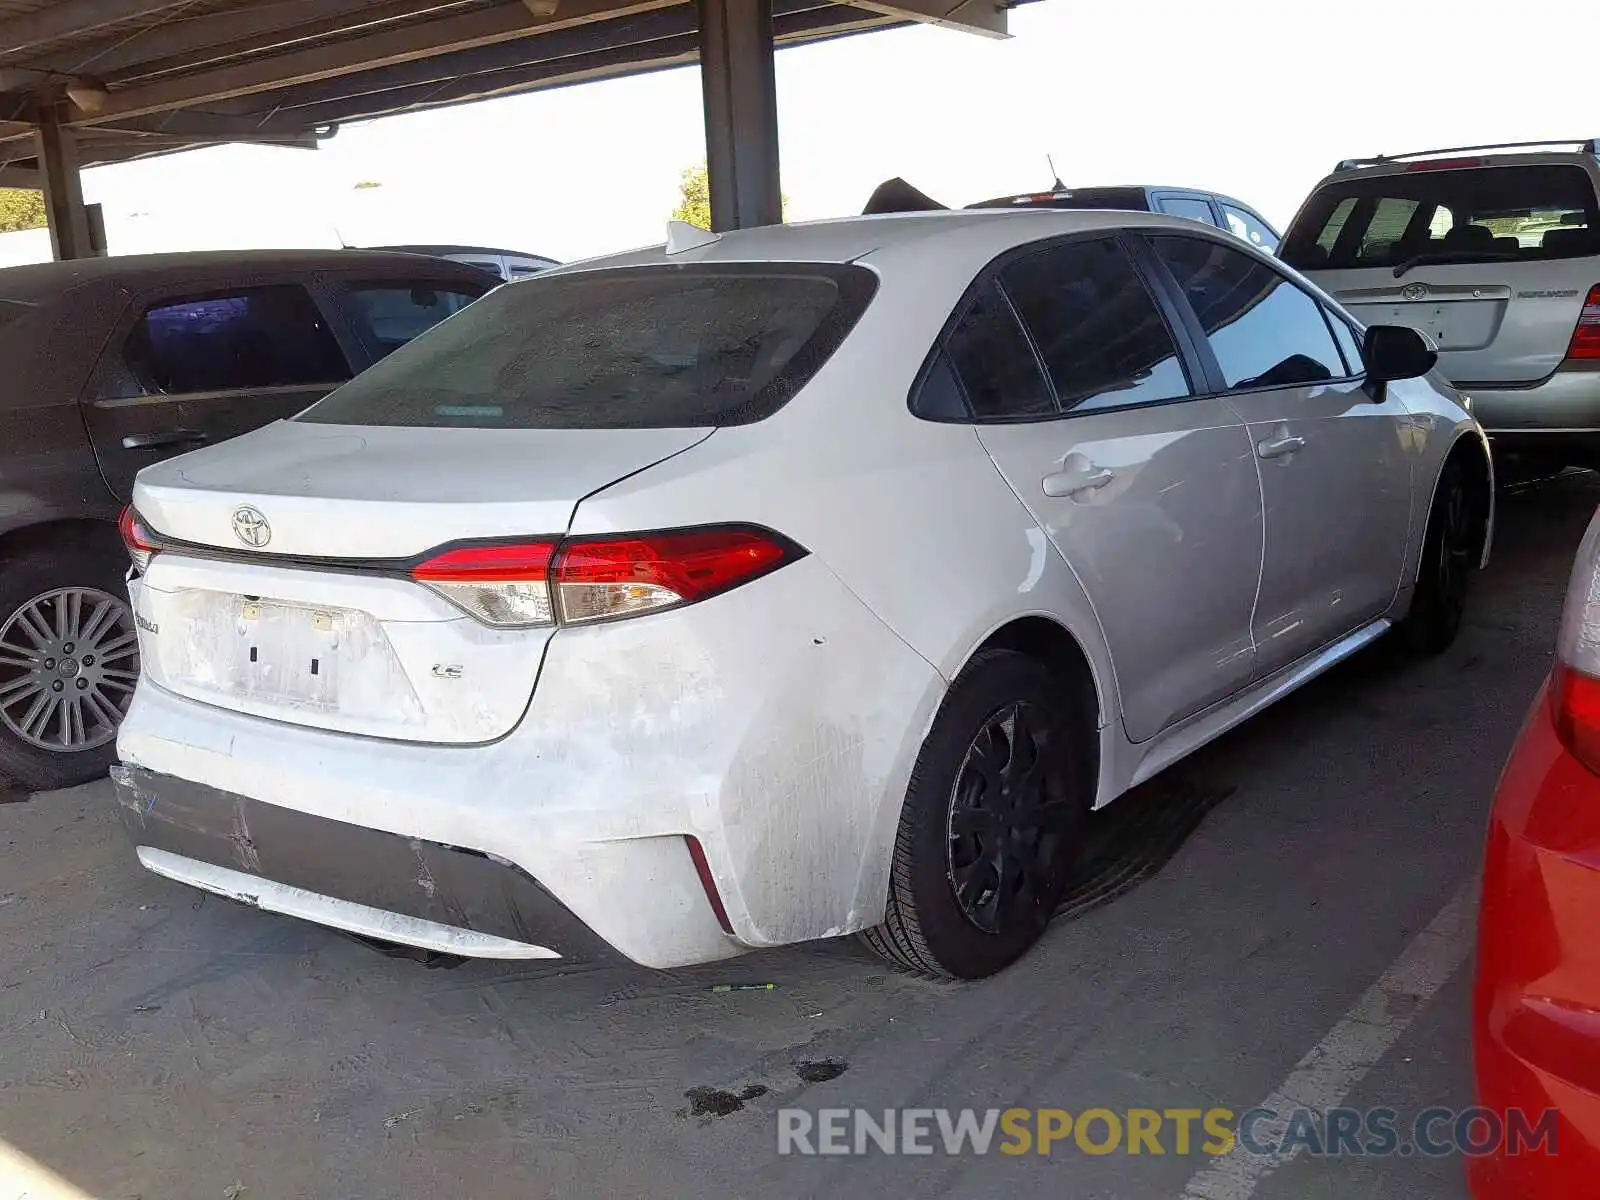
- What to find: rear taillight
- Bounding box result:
[118,506,160,572]
[1565,286,1600,361]
[409,526,802,629]
[1552,507,1600,773]
[411,541,558,627]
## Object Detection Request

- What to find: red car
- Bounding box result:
[1474,508,1600,1196]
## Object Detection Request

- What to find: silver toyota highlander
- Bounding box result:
[1282,138,1600,470]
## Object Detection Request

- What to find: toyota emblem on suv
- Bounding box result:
[1400,282,1429,302]
[232,506,271,548]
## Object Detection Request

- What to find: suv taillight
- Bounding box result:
[410,526,803,629]
[118,506,161,572]
[1565,286,1600,361]
[1552,507,1600,773]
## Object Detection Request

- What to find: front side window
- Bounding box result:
[1281,165,1600,270]
[300,263,875,429]
[941,280,1055,421]
[125,285,349,396]
[341,283,485,360]
[1149,235,1344,390]
[1000,238,1190,414]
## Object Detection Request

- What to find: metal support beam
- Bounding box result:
[78,0,679,125]
[697,0,781,231]
[32,108,93,260]
[0,0,201,57]
[848,0,1006,38]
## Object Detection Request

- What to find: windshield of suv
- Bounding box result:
[299,263,878,429]
[1280,164,1600,270]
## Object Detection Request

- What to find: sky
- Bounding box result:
[17,0,1600,263]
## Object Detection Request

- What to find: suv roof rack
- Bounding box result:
[1334,139,1600,173]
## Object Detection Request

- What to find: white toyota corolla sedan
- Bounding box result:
[111,209,1492,980]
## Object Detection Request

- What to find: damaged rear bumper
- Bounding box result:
[110,763,610,961]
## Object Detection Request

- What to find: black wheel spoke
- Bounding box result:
[947,698,1076,936]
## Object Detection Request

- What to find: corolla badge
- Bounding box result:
[232,506,271,548]
[1400,282,1429,302]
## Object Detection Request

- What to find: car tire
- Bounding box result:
[1397,456,1478,656]
[860,649,1091,980]
[0,544,139,793]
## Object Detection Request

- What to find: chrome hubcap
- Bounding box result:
[0,587,138,752]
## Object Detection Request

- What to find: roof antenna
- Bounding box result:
[1047,154,1066,192]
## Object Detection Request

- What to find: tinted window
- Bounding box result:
[301,264,875,429]
[1001,238,1189,414]
[124,286,347,395]
[912,352,970,420]
[1222,204,1280,252]
[1160,197,1220,226]
[342,283,484,360]
[1282,165,1600,270]
[1326,311,1365,375]
[941,280,1055,421]
[1150,236,1343,389]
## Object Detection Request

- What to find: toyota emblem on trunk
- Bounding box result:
[1400,282,1429,301]
[232,506,271,548]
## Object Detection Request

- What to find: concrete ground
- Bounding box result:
[2,472,1592,1200]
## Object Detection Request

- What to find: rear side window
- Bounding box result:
[1222,204,1280,252]
[1281,165,1600,270]
[1159,196,1220,226]
[299,264,876,429]
[941,280,1056,421]
[1150,235,1344,389]
[125,285,349,395]
[1001,238,1190,414]
[340,283,485,361]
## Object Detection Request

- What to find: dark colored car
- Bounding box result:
[0,249,492,791]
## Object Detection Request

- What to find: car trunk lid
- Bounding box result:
[129,420,712,743]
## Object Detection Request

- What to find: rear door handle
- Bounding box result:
[1257,433,1306,460]
[1042,465,1115,498]
[122,430,210,451]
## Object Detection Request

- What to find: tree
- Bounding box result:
[670,161,787,230]
[672,162,712,230]
[0,188,46,234]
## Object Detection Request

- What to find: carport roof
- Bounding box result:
[0,0,1012,187]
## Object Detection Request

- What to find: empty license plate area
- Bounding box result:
[1346,297,1506,353]
[232,599,341,708]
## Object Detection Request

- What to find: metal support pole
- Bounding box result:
[32,105,93,261]
[696,0,781,231]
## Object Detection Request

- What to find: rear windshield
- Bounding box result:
[299,263,876,429]
[1281,164,1600,270]
[968,187,1150,212]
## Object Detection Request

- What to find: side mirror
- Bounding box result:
[1363,324,1437,383]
